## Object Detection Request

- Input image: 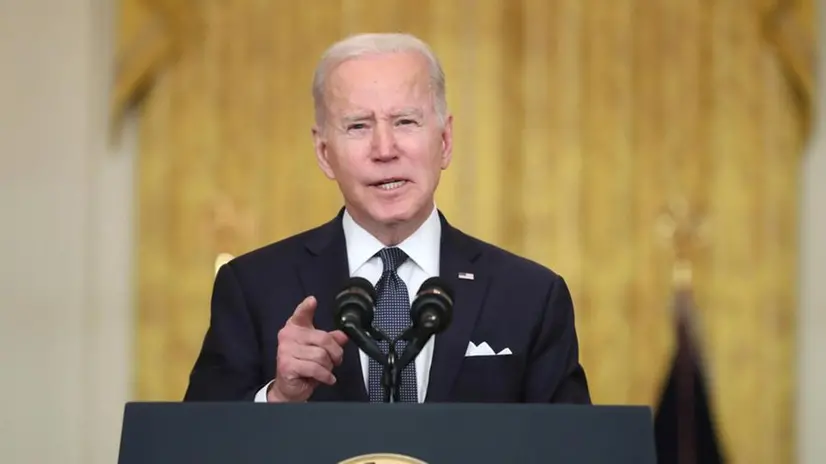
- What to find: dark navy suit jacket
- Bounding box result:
[184,210,591,404]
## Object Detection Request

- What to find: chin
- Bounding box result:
[371,206,416,225]
[370,199,424,226]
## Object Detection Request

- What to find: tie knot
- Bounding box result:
[377,247,407,273]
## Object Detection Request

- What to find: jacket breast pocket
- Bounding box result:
[450,354,525,402]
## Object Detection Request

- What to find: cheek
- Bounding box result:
[335,143,374,187]
[398,138,440,168]
[422,145,447,177]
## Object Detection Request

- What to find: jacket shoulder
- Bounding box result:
[457,228,564,285]
[223,219,333,275]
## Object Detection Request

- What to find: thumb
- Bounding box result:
[289,296,317,328]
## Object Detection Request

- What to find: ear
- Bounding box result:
[312,125,336,180]
[439,114,454,170]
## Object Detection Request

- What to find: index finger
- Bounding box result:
[289,296,317,328]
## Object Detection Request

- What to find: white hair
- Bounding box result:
[311,32,447,128]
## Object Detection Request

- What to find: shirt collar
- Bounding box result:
[342,204,441,276]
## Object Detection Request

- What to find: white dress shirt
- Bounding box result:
[254,205,441,403]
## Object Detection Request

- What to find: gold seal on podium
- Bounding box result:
[338,453,428,464]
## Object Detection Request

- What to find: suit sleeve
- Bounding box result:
[183,262,266,401]
[523,275,592,404]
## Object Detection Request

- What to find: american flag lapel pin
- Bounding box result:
[458,272,474,280]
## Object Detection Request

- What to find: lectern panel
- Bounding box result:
[118,402,656,464]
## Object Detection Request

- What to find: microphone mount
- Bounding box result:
[371,326,431,404]
[375,279,453,403]
[336,276,453,404]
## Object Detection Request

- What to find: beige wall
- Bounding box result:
[0,1,823,463]
[0,0,133,462]
[798,1,826,460]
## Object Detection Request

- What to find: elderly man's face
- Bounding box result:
[313,51,453,239]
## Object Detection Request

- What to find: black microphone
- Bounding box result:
[397,277,454,369]
[410,276,454,334]
[333,277,386,365]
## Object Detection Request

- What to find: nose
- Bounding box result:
[371,122,398,162]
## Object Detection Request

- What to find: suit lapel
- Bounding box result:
[425,214,490,402]
[298,211,368,402]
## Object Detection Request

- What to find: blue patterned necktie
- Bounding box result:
[367,247,418,403]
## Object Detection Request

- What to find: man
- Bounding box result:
[184,32,590,404]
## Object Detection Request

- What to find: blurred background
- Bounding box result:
[1,0,823,462]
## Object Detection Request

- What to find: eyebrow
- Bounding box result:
[339,108,425,126]
[340,113,374,125]
[391,108,424,119]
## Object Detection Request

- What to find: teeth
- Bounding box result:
[378,180,406,190]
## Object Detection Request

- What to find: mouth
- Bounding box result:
[370,178,409,191]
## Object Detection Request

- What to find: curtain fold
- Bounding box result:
[111,0,200,126]
[764,0,816,108]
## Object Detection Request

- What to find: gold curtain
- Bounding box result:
[113,1,815,462]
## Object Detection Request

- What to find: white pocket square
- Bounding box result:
[465,341,512,357]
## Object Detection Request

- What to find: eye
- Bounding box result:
[396,118,418,126]
[347,123,369,131]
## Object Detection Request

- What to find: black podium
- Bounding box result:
[117,402,656,464]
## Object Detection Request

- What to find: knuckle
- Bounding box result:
[312,364,327,379]
[277,326,292,343]
[307,350,328,368]
[276,340,292,358]
[275,356,290,375]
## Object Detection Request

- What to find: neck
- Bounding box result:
[346,203,434,246]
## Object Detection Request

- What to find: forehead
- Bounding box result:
[324,52,432,115]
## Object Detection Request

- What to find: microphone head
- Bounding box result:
[334,277,377,330]
[340,276,377,302]
[410,277,454,334]
[418,276,454,300]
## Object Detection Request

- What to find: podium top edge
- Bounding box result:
[123,401,652,412]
